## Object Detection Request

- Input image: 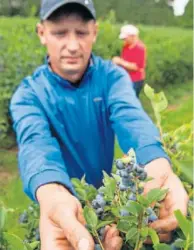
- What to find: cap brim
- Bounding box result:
[119,33,127,39]
[41,0,96,20]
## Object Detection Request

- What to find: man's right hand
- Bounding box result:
[37,183,95,250]
[36,183,123,250]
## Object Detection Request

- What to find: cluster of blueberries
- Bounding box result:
[19,206,40,242]
[115,158,158,222]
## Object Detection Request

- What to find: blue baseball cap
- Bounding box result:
[40,0,96,20]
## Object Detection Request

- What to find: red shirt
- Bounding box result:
[121,40,146,82]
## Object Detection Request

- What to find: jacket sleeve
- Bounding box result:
[107,63,170,165]
[9,80,75,201]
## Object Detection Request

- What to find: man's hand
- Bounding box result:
[37,184,123,250]
[112,56,122,65]
[112,56,138,71]
[144,158,189,242]
[37,183,94,250]
[103,225,123,250]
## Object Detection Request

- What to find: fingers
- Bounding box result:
[76,201,86,226]
[60,215,94,250]
[144,232,172,244]
[40,216,74,250]
[105,224,120,239]
[106,237,123,250]
[150,215,178,233]
[104,225,123,250]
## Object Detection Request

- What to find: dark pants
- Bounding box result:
[133,80,145,97]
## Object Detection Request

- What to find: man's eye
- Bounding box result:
[77,31,88,36]
[55,32,65,36]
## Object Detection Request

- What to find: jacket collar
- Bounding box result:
[44,54,96,88]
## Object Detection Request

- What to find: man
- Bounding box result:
[112,25,146,97]
[9,1,188,250]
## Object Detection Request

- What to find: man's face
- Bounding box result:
[124,34,138,46]
[37,14,97,82]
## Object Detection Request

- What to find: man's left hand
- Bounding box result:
[144,158,189,242]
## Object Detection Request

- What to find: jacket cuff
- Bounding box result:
[136,144,171,166]
[28,170,76,202]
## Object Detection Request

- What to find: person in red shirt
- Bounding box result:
[112,25,146,97]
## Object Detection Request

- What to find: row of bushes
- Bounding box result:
[0,14,192,147]
[0,0,193,28]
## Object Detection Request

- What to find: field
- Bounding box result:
[0,16,193,250]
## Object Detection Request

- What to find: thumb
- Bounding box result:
[60,214,94,250]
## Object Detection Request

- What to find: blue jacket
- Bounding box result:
[10,54,169,201]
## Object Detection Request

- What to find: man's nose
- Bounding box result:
[66,35,79,53]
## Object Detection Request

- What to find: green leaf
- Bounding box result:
[75,188,87,201]
[144,84,155,99]
[146,188,168,205]
[81,175,86,185]
[0,206,7,230]
[28,241,40,250]
[117,217,137,233]
[126,227,138,241]
[137,195,149,207]
[84,206,98,229]
[178,158,193,184]
[4,233,27,250]
[111,173,121,182]
[148,228,159,246]
[141,227,149,238]
[102,172,117,200]
[111,207,120,217]
[96,220,114,230]
[71,178,82,189]
[126,201,144,215]
[154,243,172,250]
[173,238,186,248]
[153,92,168,113]
[174,210,193,240]
[86,186,97,202]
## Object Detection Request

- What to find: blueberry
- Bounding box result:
[120,169,129,178]
[126,164,134,172]
[130,185,137,194]
[98,227,105,241]
[35,228,40,241]
[116,160,124,170]
[170,244,179,250]
[96,208,103,215]
[147,207,153,215]
[119,184,128,191]
[136,165,145,174]
[120,209,129,217]
[139,172,147,181]
[122,177,131,187]
[96,195,106,207]
[98,190,104,196]
[116,170,121,176]
[138,187,144,194]
[95,244,102,250]
[147,208,158,222]
[148,214,158,222]
[19,211,28,224]
[92,200,99,209]
[128,193,136,201]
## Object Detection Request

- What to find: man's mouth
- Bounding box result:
[61,57,81,64]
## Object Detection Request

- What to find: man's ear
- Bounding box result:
[92,22,99,44]
[36,22,46,46]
